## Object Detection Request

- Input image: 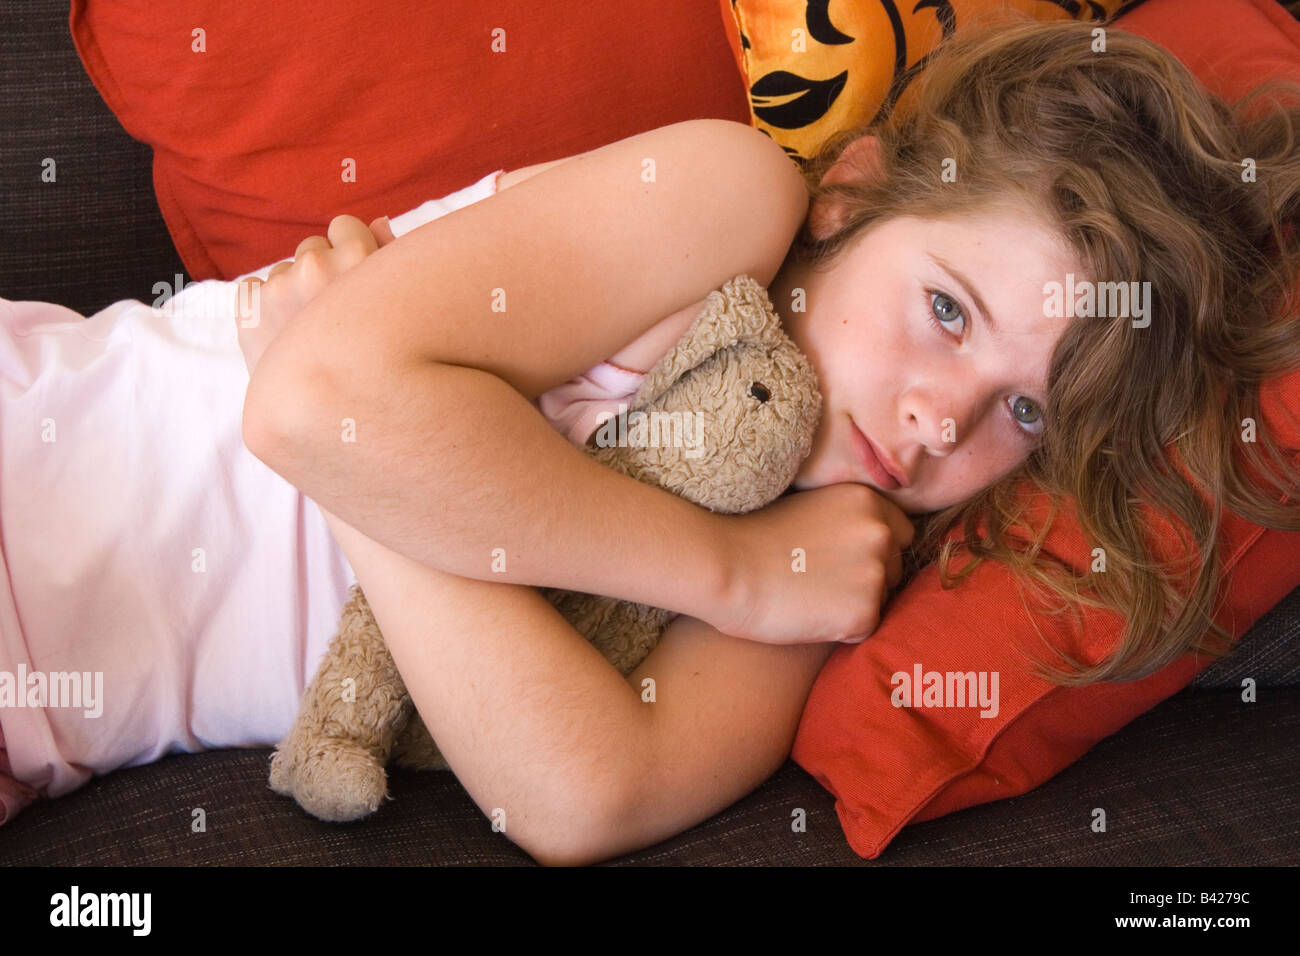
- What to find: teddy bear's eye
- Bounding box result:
[749,382,771,403]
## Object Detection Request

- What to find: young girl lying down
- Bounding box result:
[3,19,1300,863]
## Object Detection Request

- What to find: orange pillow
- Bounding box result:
[70,0,750,280]
[718,0,1126,162]
[789,0,1300,860]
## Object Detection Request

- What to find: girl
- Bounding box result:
[5,18,1300,865]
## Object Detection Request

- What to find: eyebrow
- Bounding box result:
[929,253,998,336]
[928,252,1052,408]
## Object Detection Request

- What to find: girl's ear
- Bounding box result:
[806,134,884,241]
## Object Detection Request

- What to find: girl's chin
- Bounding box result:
[791,460,930,515]
[791,458,855,491]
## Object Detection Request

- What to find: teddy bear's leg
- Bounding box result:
[269,583,413,822]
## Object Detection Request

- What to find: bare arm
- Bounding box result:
[603,611,835,860]
[316,503,833,866]
[241,119,810,628]
[316,503,647,865]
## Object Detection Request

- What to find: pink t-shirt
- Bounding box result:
[0,170,649,826]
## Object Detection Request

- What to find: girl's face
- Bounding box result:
[769,201,1082,516]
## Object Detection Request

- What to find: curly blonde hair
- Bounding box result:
[788,15,1300,685]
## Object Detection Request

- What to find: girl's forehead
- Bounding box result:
[942,212,1077,268]
[855,205,1083,276]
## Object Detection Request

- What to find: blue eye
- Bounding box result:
[1007,394,1045,439]
[928,291,966,337]
[924,288,1045,440]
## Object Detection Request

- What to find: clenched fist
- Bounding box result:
[712,482,917,645]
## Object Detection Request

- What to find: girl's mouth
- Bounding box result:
[849,418,901,491]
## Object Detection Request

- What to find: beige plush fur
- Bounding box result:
[268,273,823,822]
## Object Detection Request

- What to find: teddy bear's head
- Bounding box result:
[585,274,822,514]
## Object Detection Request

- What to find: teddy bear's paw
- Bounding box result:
[267,747,296,797]
[269,740,389,823]
[268,745,315,799]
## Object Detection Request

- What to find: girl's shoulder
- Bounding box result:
[569,119,809,376]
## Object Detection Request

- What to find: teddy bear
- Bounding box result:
[268,272,823,822]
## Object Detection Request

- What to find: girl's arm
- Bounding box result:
[316,503,834,865]
[241,119,810,634]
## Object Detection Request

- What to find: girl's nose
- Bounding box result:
[902,377,981,454]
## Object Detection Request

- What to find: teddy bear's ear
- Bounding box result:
[629,274,787,411]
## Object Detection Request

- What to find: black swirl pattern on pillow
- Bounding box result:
[727,0,1143,163]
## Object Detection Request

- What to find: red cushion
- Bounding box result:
[69,1,750,280]
[790,0,1300,859]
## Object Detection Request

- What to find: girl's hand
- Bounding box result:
[712,483,916,645]
[236,214,396,376]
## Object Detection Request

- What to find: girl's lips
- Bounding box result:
[849,419,900,491]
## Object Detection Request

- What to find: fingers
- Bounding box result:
[286,215,386,276]
[327,214,378,255]
[883,538,904,590]
[877,501,917,551]
[856,493,912,590]
[369,216,396,247]
[871,499,916,590]
[294,235,330,259]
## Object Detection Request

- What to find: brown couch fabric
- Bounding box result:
[2,687,1296,865]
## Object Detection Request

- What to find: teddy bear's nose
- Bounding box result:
[749,382,771,403]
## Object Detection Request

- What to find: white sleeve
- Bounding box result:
[387,168,504,238]
[231,168,505,282]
